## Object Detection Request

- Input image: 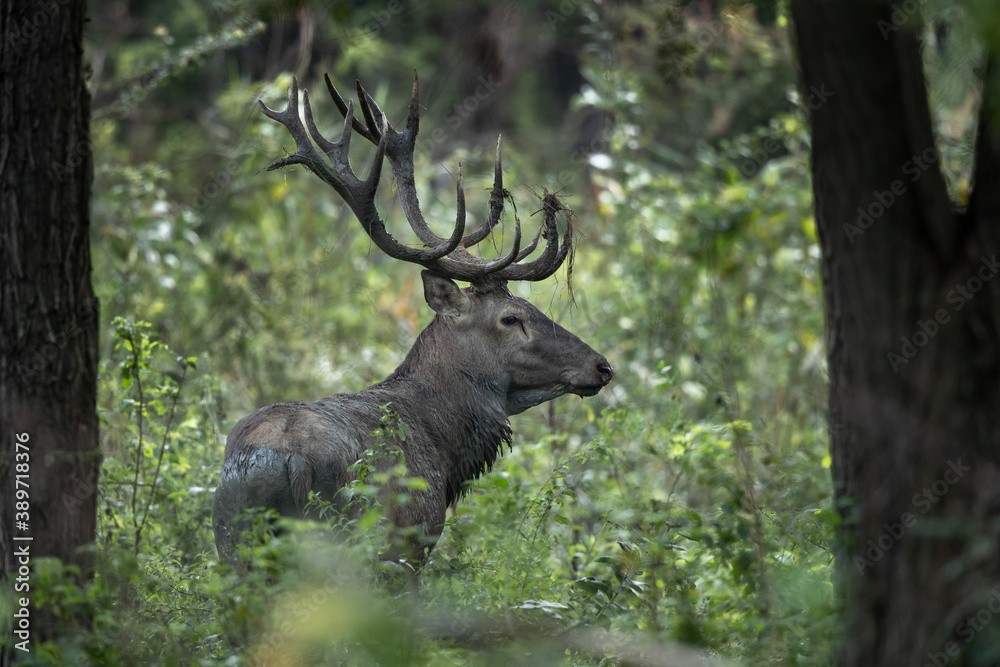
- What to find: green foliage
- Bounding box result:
[423,405,834,664]
[106,317,198,554]
[342,405,424,513]
[17,0,931,663]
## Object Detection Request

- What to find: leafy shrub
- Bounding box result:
[22,2,840,663]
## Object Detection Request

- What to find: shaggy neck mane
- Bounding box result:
[378,318,512,505]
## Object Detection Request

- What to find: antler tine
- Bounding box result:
[380,74,458,249]
[475,210,523,275]
[350,115,464,264]
[302,89,350,167]
[428,212,523,283]
[429,155,468,261]
[337,99,355,157]
[348,72,516,263]
[324,73,375,142]
[258,77,359,200]
[438,137,556,284]
[513,228,543,262]
[405,68,420,134]
[455,163,466,237]
[356,80,387,142]
[490,192,572,282]
[332,72,450,250]
[326,71,450,250]
[461,136,506,247]
[261,77,462,267]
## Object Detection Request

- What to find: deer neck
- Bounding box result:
[383,321,513,504]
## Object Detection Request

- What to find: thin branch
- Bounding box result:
[134,363,189,554]
[129,332,145,536]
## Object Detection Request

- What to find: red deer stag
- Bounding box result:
[212,72,613,567]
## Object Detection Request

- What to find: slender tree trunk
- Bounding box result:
[0,0,100,658]
[791,1,1000,664]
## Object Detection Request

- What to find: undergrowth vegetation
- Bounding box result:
[10,1,848,664]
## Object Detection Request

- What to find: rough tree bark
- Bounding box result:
[0,0,100,658]
[791,1,1000,665]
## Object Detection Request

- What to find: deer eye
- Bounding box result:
[501,315,519,326]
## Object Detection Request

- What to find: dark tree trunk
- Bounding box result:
[791,1,1000,664]
[0,0,100,658]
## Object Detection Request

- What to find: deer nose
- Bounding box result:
[596,359,614,385]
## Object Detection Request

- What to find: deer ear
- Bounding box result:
[422,270,470,318]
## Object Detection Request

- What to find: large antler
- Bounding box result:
[257,71,572,287]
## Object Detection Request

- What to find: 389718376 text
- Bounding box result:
[13,431,32,653]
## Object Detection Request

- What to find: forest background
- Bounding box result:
[2,0,991,664]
